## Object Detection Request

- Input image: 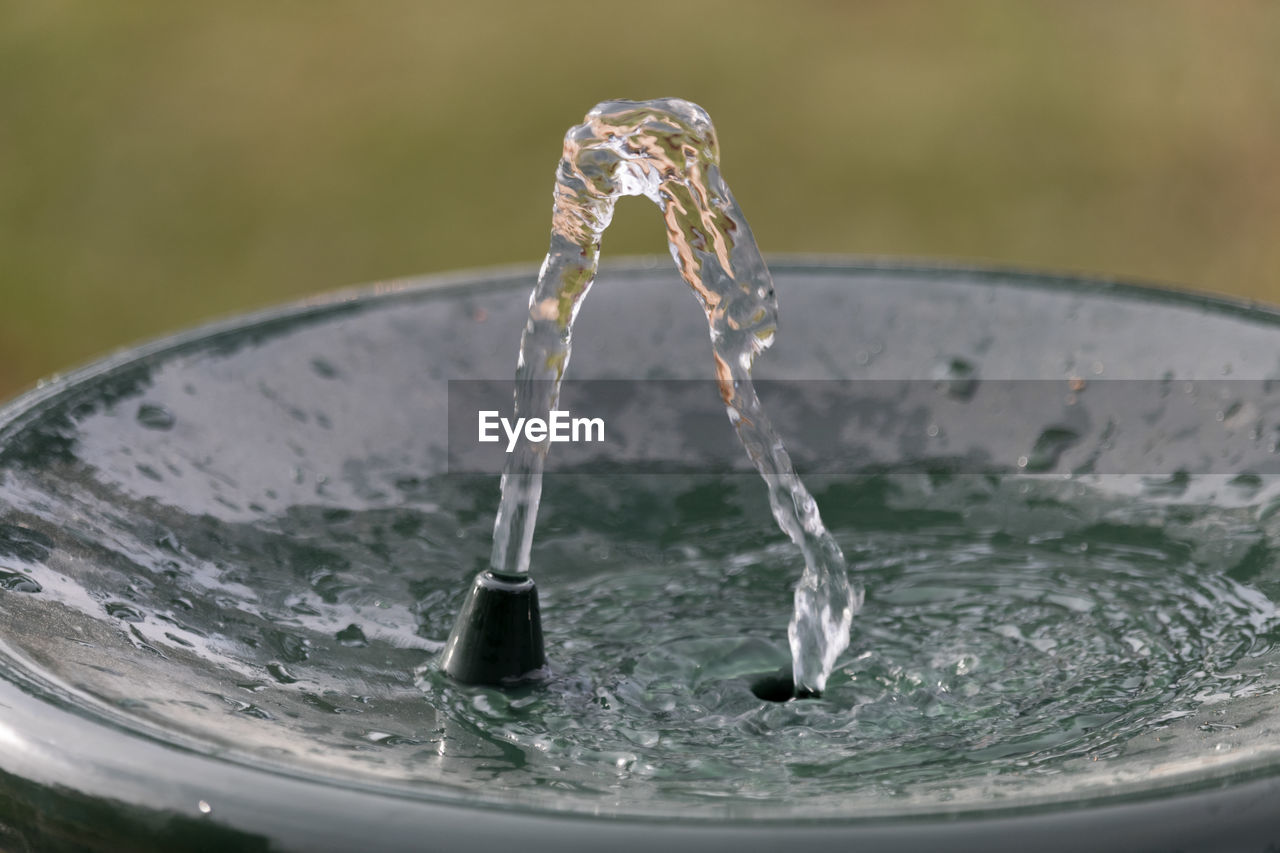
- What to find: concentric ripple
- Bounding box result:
[415,475,1278,804]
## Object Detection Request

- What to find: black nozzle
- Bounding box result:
[440,571,546,686]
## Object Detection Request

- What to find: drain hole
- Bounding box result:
[750,670,820,702]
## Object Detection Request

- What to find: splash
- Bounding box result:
[489,98,860,694]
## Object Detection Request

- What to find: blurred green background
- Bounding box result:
[3,1,1278,402]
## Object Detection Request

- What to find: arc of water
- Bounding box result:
[489,98,861,694]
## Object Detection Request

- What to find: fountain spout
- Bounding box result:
[439,571,546,685]
[443,98,857,694]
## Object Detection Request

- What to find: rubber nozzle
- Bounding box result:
[440,571,546,686]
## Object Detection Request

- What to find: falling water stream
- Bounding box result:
[489,98,858,694]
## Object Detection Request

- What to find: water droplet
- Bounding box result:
[336,623,368,647]
[136,403,176,431]
[105,602,145,622]
[362,730,423,746]
[0,569,42,593]
[1023,427,1080,472]
[236,703,273,720]
[933,358,979,401]
[267,662,299,684]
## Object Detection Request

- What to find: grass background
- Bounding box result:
[2,1,1278,402]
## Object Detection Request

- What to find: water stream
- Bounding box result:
[488,98,858,694]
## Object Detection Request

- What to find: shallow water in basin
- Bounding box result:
[423,474,1279,803]
[3,466,1278,815]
